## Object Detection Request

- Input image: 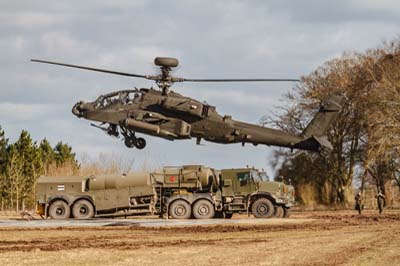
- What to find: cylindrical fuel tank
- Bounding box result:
[181,165,214,187]
[88,172,151,190]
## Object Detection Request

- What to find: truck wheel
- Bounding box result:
[252,198,274,218]
[283,207,290,218]
[169,200,191,219]
[274,206,284,218]
[72,199,95,219]
[193,200,215,219]
[224,212,233,219]
[49,200,70,220]
[214,211,224,218]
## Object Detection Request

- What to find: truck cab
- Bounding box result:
[219,168,294,218]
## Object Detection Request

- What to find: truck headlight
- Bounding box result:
[225,197,233,203]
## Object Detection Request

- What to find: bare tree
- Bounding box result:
[266,39,400,205]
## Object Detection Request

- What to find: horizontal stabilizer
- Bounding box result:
[294,135,333,153]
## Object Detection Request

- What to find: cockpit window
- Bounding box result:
[128,92,141,104]
[94,91,141,109]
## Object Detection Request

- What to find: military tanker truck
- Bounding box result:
[36,165,295,219]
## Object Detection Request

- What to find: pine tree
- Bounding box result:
[0,126,8,210]
[1,128,79,210]
[54,141,78,169]
[13,130,43,210]
[39,138,55,174]
[0,126,7,173]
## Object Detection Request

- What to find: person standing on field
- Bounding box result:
[375,190,385,215]
[355,191,362,215]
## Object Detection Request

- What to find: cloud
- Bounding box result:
[0,103,54,121]
[1,0,400,174]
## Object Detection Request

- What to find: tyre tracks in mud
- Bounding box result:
[1,213,399,253]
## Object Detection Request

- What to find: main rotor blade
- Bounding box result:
[181,78,300,82]
[31,59,149,79]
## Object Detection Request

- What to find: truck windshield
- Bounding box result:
[250,170,262,182]
[257,172,270,182]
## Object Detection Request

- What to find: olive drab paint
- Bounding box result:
[31,57,344,153]
[36,166,296,219]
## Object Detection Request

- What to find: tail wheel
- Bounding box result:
[283,207,290,218]
[49,200,70,220]
[252,198,274,218]
[169,200,191,219]
[274,206,284,218]
[72,199,95,219]
[193,200,215,219]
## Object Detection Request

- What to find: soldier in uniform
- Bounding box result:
[355,191,362,215]
[375,189,386,215]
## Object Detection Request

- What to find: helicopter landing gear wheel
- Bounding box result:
[135,138,146,149]
[124,138,136,148]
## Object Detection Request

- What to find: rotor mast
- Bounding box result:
[153,57,180,94]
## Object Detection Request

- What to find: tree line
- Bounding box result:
[0,126,78,211]
[264,39,400,206]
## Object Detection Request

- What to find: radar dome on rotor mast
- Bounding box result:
[154,57,179,68]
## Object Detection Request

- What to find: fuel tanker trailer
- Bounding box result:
[35,172,155,219]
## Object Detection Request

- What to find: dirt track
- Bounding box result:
[0,210,399,266]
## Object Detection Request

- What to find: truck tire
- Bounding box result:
[214,211,224,218]
[49,200,70,219]
[72,199,95,219]
[224,212,233,219]
[252,198,274,218]
[274,206,284,218]
[169,200,191,219]
[283,207,290,218]
[192,200,215,219]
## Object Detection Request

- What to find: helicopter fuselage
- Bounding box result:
[72,88,323,151]
[32,57,343,153]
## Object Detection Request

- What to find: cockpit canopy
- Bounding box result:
[94,90,142,109]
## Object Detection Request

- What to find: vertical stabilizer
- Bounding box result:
[302,94,345,138]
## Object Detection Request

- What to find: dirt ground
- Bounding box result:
[0,210,399,266]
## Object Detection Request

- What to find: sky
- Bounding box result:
[1,0,399,174]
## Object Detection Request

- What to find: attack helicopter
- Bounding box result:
[31,57,344,153]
